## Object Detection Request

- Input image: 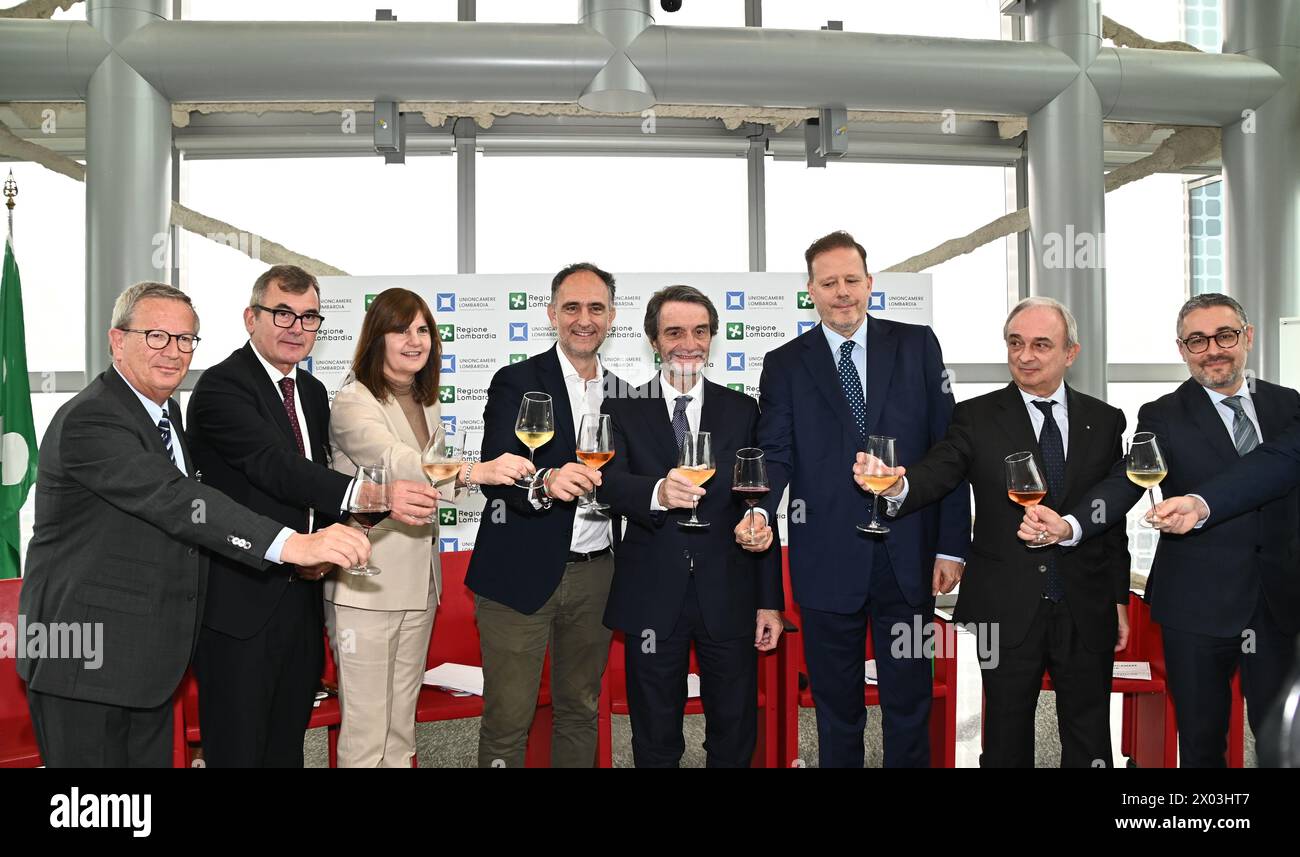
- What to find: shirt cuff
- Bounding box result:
[883,477,909,516]
[750,507,769,522]
[1059,515,1083,547]
[935,553,965,566]
[339,477,359,514]
[1188,494,1210,528]
[650,478,667,512]
[264,527,294,564]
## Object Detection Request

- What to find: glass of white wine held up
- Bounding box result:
[514,391,555,488]
[1126,432,1168,529]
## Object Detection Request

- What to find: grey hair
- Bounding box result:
[1003,296,1078,348]
[1176,293,1249,336]
[110,281,199,332]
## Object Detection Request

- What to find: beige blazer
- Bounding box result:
[325,378,457,612]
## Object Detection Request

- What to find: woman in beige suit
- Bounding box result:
[326,287,534,768]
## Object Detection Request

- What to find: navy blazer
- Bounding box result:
[755,317,970,613]
[599,377,783,641]
[1069,378,1300,636]
[467,345,624,614]
[1197,422,1300,524]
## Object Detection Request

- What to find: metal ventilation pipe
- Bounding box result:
[578,0,657,113]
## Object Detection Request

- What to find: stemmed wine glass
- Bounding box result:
[346,464,390,576]
[421,424,463,487]
[1005,451,1051,549]
[732,448,769,541]
[576,413,613,512]
[855,435,897,534]
[1126,432,1168,528]
[677,431,714,530]
[514,392,554,488]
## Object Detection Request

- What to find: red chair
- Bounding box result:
[180,632,343,767]
[777,548,959,768]
[595,630,780,767]
[415,550,553,767]
[0,578,41,767]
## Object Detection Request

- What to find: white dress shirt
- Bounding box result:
[555,346,612,553]
[649,371,705,511]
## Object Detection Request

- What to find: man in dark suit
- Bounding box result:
[598,285,784,767]
[755,231,970,768]
[468,262,625,768]
[1025,294,1300,766]
[19,282,368,767]
[186,265,437,767]
[869,296,1131,767]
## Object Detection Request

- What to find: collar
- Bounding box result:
[659,370,705,401]
[1019,381,1068,413]
[1203,379,1253,407]
[112,365,170,423]
[821,318,868,355]
[249,339,297,386]
[555,345,603,383]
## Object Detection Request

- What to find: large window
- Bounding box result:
[475,155,749,273]
[1187,177,1224,296]
[766,161,1013,364]
[180,154,457,366]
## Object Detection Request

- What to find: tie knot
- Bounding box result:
[673,395,692,414]
[1222,395,1246,415]
[158,413,170,429]
[1032,399,1055,417]
[839,340,855,360]
[279,376,295,396]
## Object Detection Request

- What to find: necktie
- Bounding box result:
[1032,400,1066,603]
[157,409,175,464]
[838,339,867,444]
[278,376,307,456]
[1221,396,1260,456]
[671,395,692,451]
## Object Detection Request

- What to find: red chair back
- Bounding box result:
[0,578,42,767]
[427,551,482,669]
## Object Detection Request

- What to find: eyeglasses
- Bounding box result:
[119,328,201,353]
[1178,328,1242,353]
[252,304,325,332]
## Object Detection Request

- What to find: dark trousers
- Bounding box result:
[1161,591,1298,768]
[27,687,173,768]
[801,545,934,768]
[981,597,1113,768]
[193,579,323,767]
[624,578,758,768]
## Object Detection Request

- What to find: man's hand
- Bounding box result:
[386,480,441,526]
[545,462,601,503]
[658,468,706,510]
[295,562,334,581]
[734,511,774,552]
[283,523,370,569]
[1150,495,1209,535]
[1115,604,1130,653]
[932,558,964,595]
[755,609,783,652]
[473,453,536,486]
[1018,504,1071,546]
[852,453,906,497]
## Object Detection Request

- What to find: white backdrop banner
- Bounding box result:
[313,272,932,549]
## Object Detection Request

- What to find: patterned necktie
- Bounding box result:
[671,395,693,451]
[1032,400,1067,603]
[157,409,175,464]
[278,376,307,456]
[1221,396,1260,456]
[838,339,867,444]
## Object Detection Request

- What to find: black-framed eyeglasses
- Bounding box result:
[1178,328,1242,353]
[252,304,325,331]
[119,328,201,353]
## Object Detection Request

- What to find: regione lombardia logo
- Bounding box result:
[726,353,746,371]
[438,386,456,404]
[725,291,745,311]
[437,324,455,342]
[436,293,456,313]
[509,353,528,364]
[364,294,377,310]
[439,508,458,526]
[509,322,529,341]
[726,322,744,340]
[868,292,886,311]
[509,292,527,310]
[797,291,814,309]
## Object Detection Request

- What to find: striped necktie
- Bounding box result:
[158,408,175,464]
[1221,396,1260,455]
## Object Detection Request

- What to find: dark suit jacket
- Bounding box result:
[1068,379,1300,636]
[466,345,624,614]
[898,383,1130,652]
[18,368,282,708]
[186,342,352,639]
[599,377,783,641]
[1197,422,1300,524]
[755,318,970,613]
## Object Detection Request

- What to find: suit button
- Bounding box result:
[188,548,198,557]
[1038,564,1048,573]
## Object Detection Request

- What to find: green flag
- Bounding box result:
[0,237,37,578]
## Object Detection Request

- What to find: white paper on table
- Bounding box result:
[1112,661,1152,681]
[865,659,878,685]
[422,662,484,696]
[687,673,701,698]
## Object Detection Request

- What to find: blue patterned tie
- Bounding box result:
[838,340,867,444]
[1221,396,1259,455]
[671,395,692,451]
[157,409,175,465]
[1032,400,1066,603]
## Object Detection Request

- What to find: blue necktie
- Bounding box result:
[838,340,867,444]
[157,409,175,465]
[671,395,692,451]
[1221,396,1260,455]
[1032,400,1066,603]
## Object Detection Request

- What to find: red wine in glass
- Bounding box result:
[351,510,391,529]
[733,486,770,507]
